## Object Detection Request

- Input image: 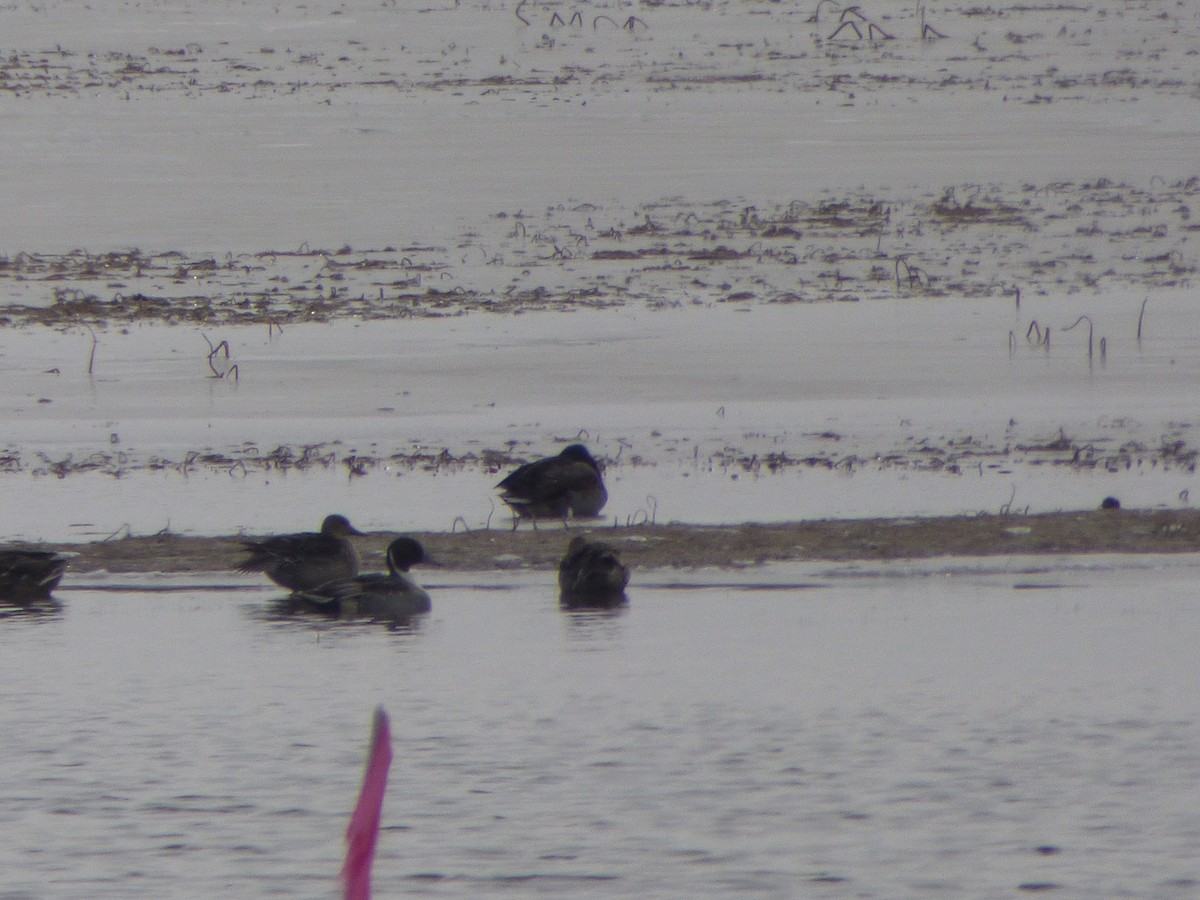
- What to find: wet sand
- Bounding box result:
[39,508,1200,576]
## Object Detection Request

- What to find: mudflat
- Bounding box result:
[38,508,1200,576]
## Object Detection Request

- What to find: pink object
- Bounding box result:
[341,707,393,900]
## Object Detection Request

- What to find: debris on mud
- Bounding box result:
[1,179,1196,327]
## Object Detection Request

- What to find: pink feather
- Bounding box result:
[341,707,393,900]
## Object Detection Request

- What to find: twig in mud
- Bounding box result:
[451,516,470,533]
[1026,320,1050,350]
[203,334,240,380]
[828,19,861,40]
[998,484,1017,516]
[1137,297,1149,345]
[623,496,658,527]
[103,523,132,541]
[894,256,926,289]
[514,0,529,25]
[81,322,99,376]
[809,0,840,24]
[828,6,890,41]
[918,4,946,39]
[1061,315,1094,360]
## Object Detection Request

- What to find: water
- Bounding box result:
[2,557,1198,898]
[4,291,1200,542]
[3,4,1200,895]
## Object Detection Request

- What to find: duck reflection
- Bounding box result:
[0,598,63,619]
[557,535,630,610]
[257,594,427,633]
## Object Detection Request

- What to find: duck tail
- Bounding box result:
[341,706,393,900]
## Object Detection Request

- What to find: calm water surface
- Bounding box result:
[2,558,1199,899]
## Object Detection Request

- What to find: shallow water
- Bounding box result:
[3,291,1200,541]
[3,3,1200,896]
[3,0,1200,539]
[2,556,1198,898]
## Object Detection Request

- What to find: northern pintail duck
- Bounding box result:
[316,537,433,623]
[0,548,71,602]
[237,513,364,592]
[557,535,629,608]
[496,444,608,526]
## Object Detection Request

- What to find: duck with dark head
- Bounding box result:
[496,444,608,529]
[314,537,434,625]
[0,548,71,604]
[557,535,630,608]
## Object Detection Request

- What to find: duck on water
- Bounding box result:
[558,535,630,608]
[0,548,72,604]
[306,537,435,625]
[237,514,364,593]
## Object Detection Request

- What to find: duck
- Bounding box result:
[0,548,71,602]
[557,535,629,608]
[315,537,433,623]
[236,513,364,593]
[496,444,608,527]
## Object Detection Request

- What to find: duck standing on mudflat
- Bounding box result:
[0,548,71,603]
[236,513,364,593]
[317,537,434,623]
[557,535,630,608]
[496,443,608,527]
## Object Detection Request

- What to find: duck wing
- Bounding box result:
[237,532,329,571]
[499,458,600,502]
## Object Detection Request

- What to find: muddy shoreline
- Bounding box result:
[33,508,1200,576]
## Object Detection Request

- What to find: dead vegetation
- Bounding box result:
[1,1,1196,106]
[0,179,1195,328]
[7,418,1197,485]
